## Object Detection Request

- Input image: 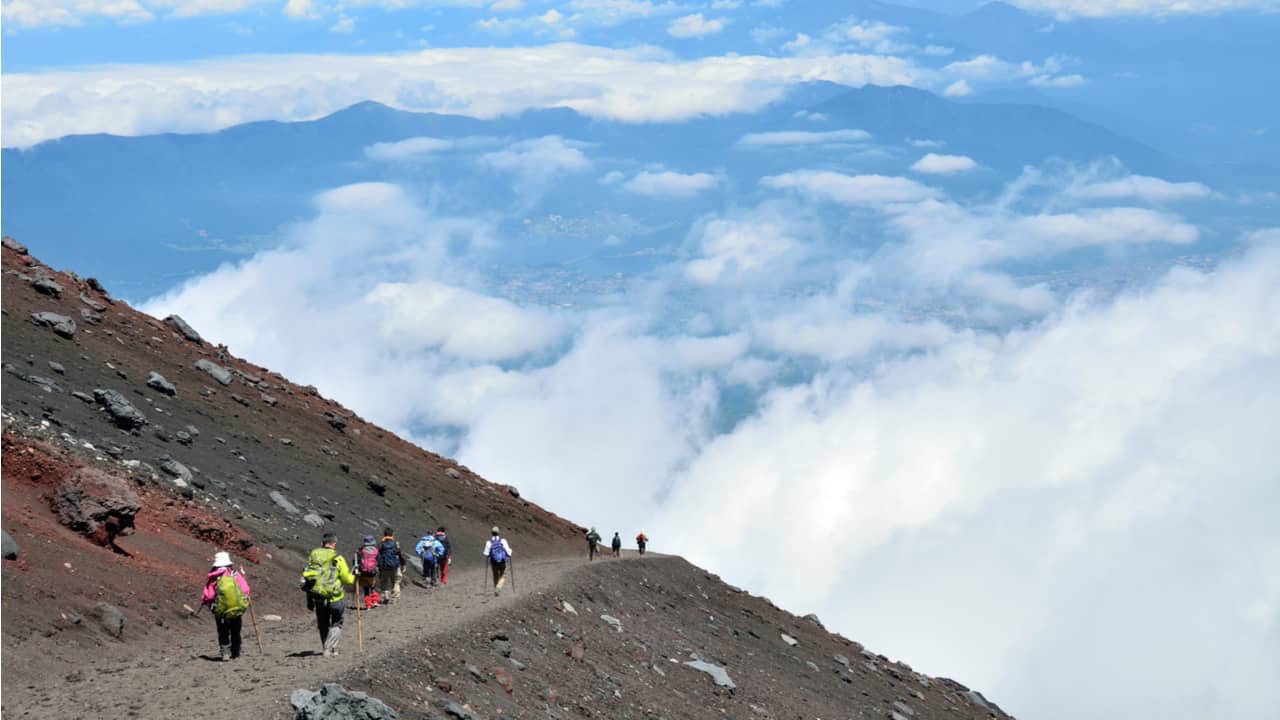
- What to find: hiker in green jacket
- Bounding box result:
[300,532,356,657]
[586,527,602,561]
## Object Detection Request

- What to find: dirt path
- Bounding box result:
[6,554,607,719]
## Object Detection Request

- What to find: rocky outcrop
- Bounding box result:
[194,358,233,385]
[30,312,76,338]
[2,236,28,254]
[290,683,399,720]
[32,276,64,297]
[50,467,142,546]
[94,389,147,430]
[165,315,203,344]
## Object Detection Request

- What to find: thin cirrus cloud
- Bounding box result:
[737,129,872,147]
[622,170,721,198]
[1,45,920,148]
[761,170,939,205]
[910,153,978,175]
[1011,0,1280,18]
[1068,174,1213,201]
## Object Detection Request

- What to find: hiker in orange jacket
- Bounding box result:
[636,532,648,555]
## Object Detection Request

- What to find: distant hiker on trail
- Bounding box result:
[435,527,453,585]
[200,551,250,662]
[636,532,648,555]
[586,527,602,561]
[300,532,355,657]
[611,532,622,558]
[355,534,381,609]
[484,526,512,596]
[416,531,445,586]
[377,528,404,605]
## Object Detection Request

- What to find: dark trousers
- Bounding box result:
[216,616,242,657]
[588,543,598,560]
[422,559,437,584]
[638,541,646,554]
[491,560,508,588]
[314,599,344,643]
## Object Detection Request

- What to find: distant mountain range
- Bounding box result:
[2,83,1267,298]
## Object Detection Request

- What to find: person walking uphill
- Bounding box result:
[300,532,355,657]
[355,535,382,609]
[635,531,648,555]
[416,531,445,586]
[377,528,404,605]
[200,551,251,661]
[611,532,622,558]
[484,526,513,596]
[435,527,453,585]
[586,527,602,561]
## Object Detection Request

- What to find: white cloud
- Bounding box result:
[2,45,919,148]
[911,153,978,175]
[622,170,720,198]
[943,79,972,97]
[329,14,355,32]
[684,215,799,286]
[668,12,727,38]
[364,136,455,161]
[762,170,938,206]
[565,0,682,27]
[481,135,591,177]
[1069,175,1213,202]
[489,0,523,9]
[1012,0,1280,18]
[2,0,154,26]
[737,129,872,147]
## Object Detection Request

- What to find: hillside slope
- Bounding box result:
[1,237,1013,719]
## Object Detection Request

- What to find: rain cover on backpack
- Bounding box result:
[359,545,379,575]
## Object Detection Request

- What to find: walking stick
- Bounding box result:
[356,583,364,654]
[241,566,265,655]
[510,558,516,593]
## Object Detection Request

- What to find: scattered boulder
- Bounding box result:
[327,416,347,432]
[79,292,107,312]
[561,601,578,616]
[290,683,399,720]
[445,467,461,480]
[79,308,102,325]
[684,659,736,692]
[439,699,473,720]
[159,457,193,484]
[146,371,177,396]
[261,393,279,407]
[366,479,386,496]
[30,312,76,339]
[93,602,125,639]
[2,236,28,254]
[804,613,824,628]
[33,276,64,297]
[2,530,19,560]
[781,633,798,647]
[165,315,203,344]
[270,491,301,515]
[51,467,141,546]
[194,359,233,386]
[601,614,623,632]
[48,361,65,375]
[508,486,521,498]
[71,391,95,404]
[93,389,147,430]
[302,513,325,528]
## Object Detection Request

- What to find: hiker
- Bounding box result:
[355,534,381,609]
[200,551,251,661]
[300,531,355,657]
[416,531,445,586]
[636,531,648,555]
[586,527,602,561]
[435,527,453,585]
[611,532,622,558]
[377,527,404,605]
[484,526,513,596]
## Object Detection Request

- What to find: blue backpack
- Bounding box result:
[417,536,438,565]
[489,537,509,563]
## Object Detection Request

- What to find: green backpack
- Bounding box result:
[213,572,250,619]
[301,548,342,599]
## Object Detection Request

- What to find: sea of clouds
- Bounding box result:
[140,144,1280,719]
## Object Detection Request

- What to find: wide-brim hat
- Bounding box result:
[491,526,500,535]
[212,551,233,568]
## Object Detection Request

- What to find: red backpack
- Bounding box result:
[359,544,379,575]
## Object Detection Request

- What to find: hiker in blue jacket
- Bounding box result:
[416,532,444,586]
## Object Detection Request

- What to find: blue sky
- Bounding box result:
[4,2,1280,719]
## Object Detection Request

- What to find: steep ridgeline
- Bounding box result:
[0,237,1013,719]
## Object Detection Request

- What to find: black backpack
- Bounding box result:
[378,539,401,570]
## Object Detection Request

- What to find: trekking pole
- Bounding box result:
[241,566,265,655]
[356,584,364,654]
[511,558,516,593]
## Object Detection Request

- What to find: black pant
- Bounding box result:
[216,615,242,657]
[638,541,646,554]
[314,599,344,643]
[588,543,598,560]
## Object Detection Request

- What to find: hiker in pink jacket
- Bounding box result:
[200,551,252,661]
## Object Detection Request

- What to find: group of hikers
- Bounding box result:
[197,526,514,659]
[200,523,648,659]
[585,528,649,560]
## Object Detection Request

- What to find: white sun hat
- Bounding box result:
[212,551,233,568]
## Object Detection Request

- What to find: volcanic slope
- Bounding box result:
[1,237,1013,719]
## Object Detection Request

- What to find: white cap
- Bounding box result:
[212,551,233,568]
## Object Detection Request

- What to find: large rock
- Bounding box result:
[94,389,147,430]
[270,491,301,515]
[30,312,76,338]
[2,236,28,254]
[94,602,125,639]
[158,457,193,484]
[146,371,177,396]
[194,359,233,385]
[33,276,64,297]
[166,315,203,344]
[290,683,400,720]
[2,530,19,560]
[50,467,142,546]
